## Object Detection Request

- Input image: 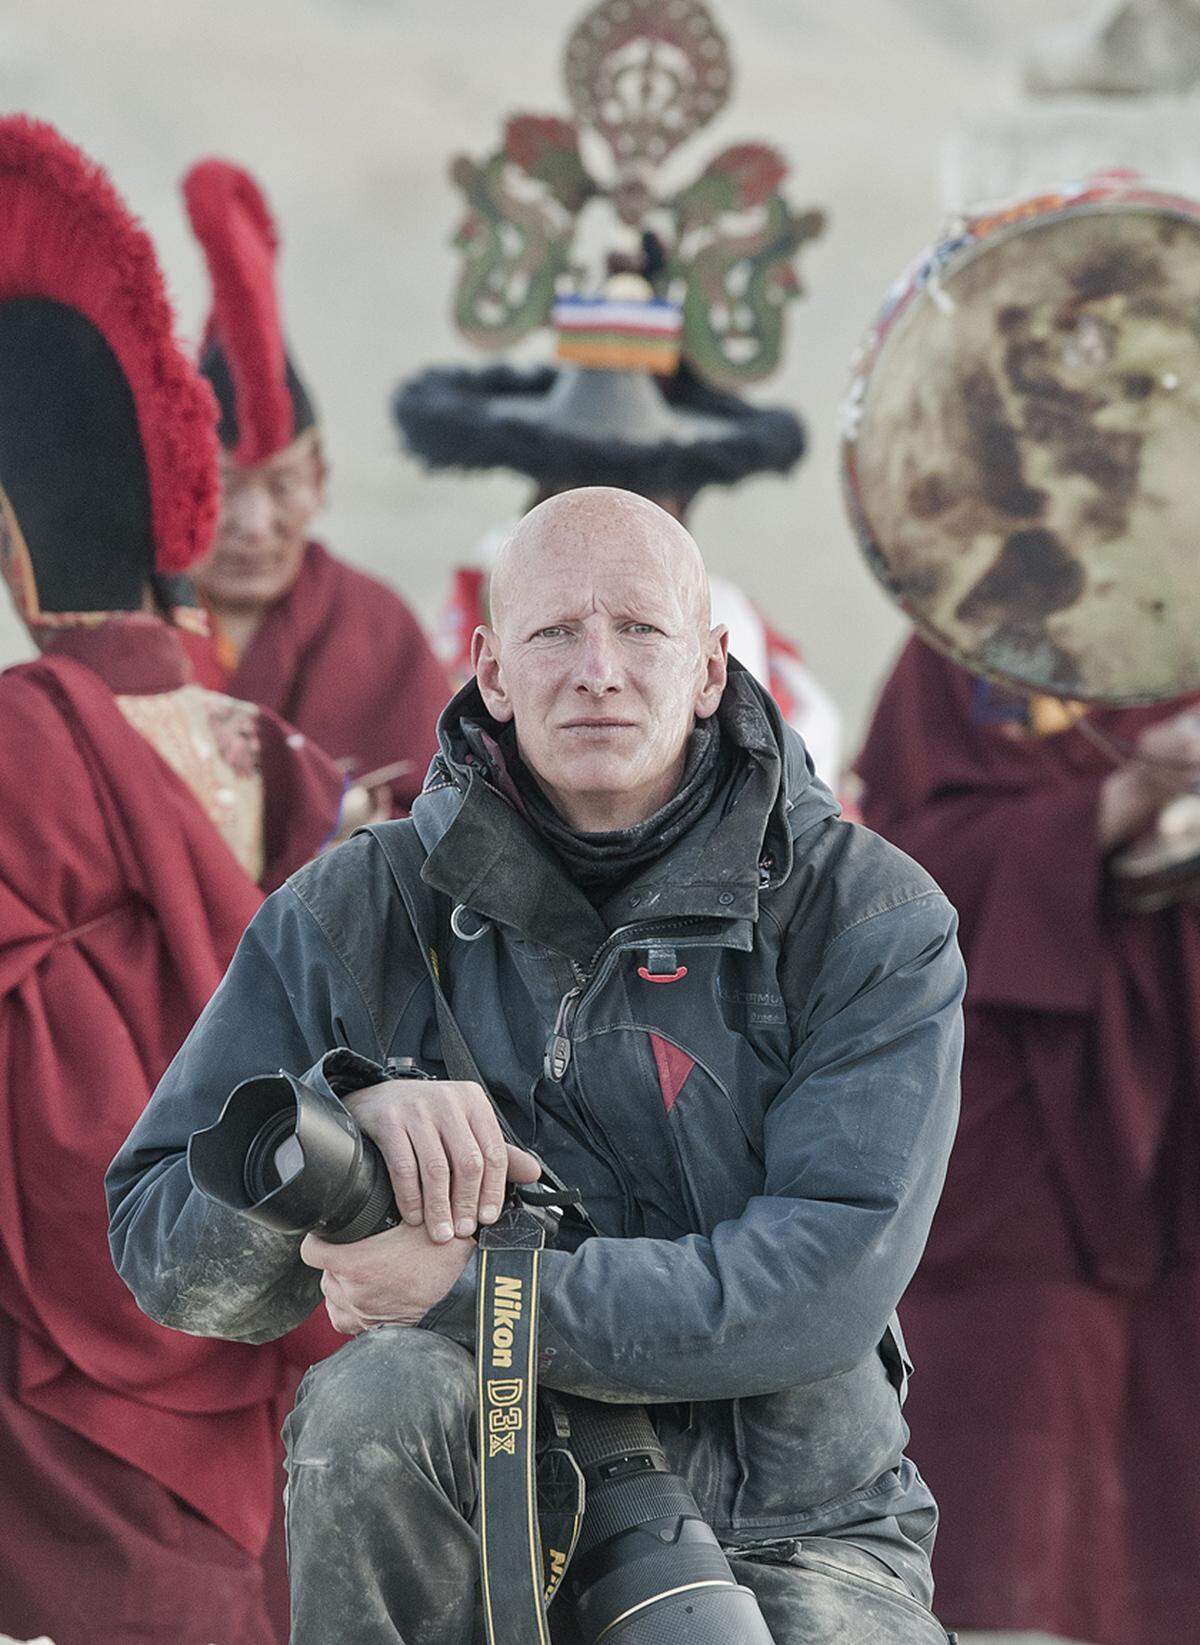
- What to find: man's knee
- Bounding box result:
[731,1541,950,1644]
[286,1326,475,1484]
[283,1329,481,1626]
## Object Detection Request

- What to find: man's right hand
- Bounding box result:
[344,1079,541,1244]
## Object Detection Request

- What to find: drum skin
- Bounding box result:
[843,182,1200,704]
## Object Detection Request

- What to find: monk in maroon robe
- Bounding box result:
[183,159,449,813]
[856,634,1200,1645]
[197,528,449,816]
[0,627,346,1645]
[0,118,344,1643]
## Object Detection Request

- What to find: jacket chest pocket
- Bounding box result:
[627,950,790,1116]
[571,1018,770,1237]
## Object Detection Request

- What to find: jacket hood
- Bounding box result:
[410,659,838,965]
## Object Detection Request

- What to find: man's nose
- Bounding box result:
[224,484,273,541]
[574,628,623,695]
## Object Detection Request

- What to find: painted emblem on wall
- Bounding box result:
[449,0,825,388]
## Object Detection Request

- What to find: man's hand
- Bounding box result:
[299,1221,473,1335]
[1099,709,1200,849]
[344,1078,541,1243]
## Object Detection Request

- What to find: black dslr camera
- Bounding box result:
[189,1070,774,1644]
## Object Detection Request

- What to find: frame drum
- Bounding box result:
[843,178,1200,704]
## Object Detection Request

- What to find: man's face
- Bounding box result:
[193,433,325,613]
[473,492,727,830]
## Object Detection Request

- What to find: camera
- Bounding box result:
[188,1072,774,1644]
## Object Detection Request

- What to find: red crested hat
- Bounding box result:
[0,116,220,576]
[183,159,315,467]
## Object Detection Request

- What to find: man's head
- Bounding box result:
[192,430,325,614]
[472,487,727,831]
[531,479,694,523]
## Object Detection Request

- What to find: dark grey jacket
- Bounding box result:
[107,666,964,1554]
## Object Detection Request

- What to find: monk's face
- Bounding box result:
[473,488,727,831]
[194,432,325,614]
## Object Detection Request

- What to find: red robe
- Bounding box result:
[200,540,450,812]
[0,624,344,1644]
[856,636,1200,1645]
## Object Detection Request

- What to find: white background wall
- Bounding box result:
[0,0,1104,751]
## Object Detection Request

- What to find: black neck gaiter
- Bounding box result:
[480,718,726,900]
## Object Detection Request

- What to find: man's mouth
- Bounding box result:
[558,719,639,733]
[214,548,283,577]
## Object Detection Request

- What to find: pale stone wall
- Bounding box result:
[0,0,1159,752]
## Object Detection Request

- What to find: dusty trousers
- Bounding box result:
[282,1328,952,1645]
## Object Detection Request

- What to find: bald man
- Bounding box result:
[109,488,965,1645]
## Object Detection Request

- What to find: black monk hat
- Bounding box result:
[0,117,219,619]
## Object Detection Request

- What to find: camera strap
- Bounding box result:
[362,823,582,1203]
[475,1202,550,1644]
[364,822,586,1641]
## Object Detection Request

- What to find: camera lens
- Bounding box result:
[559,1399,774,1644]
[189,1072,398,1243]
[273,1132,305,1184]
[242,1111,303,1202]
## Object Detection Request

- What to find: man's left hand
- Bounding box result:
[299,1221,474,1336]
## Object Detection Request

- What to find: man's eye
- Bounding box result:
[534,626,568,639]
[626,623,660,635]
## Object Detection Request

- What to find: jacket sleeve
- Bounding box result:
[106,879,394,1345]
[424,889,964,1402]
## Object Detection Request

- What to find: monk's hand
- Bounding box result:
[299,1221,472,1336]
[1099,710,1200,849]
[343,1079,540,1244]
[1133,712,1200,800]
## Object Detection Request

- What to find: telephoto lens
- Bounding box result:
[187,1071,398,1244]
[559,1397,775,1643]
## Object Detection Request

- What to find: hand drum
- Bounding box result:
[843,178,1200,705]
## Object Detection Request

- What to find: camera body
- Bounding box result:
[188,1071,774,1645]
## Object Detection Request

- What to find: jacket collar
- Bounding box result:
[412,660,833,967]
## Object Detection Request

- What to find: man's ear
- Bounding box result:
[694,625,729,721]
[471,625,514,722]
[307,434,329,511]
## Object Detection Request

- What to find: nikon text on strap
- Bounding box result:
[476,1201,549,1645]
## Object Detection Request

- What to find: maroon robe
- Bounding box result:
[0,623,345,1644]
[856,636,1200,1645]
[207,540,450,813]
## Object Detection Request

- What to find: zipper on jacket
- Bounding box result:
[542,914,727,1086]
[539,916,734,1236]
[541,970,638,1228]
[543,985,583,1081]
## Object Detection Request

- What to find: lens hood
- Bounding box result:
[187,1072,396,1241]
